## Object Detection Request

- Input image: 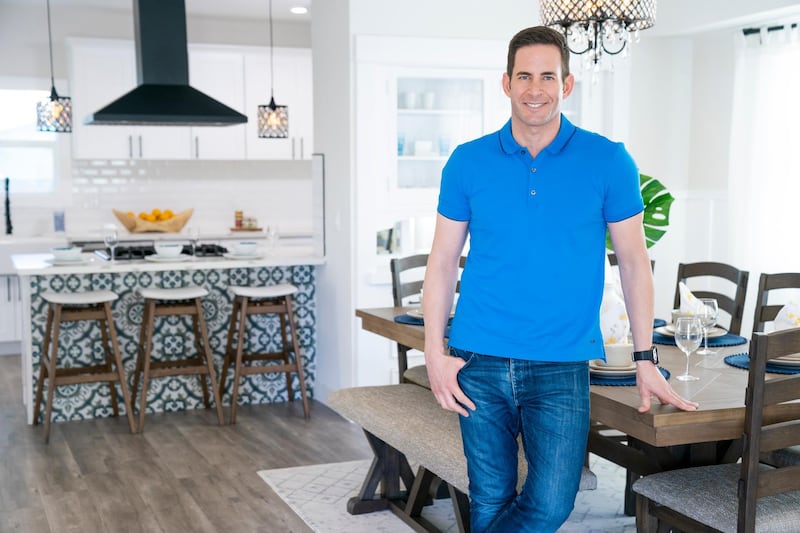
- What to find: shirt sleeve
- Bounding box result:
[436,145,472,222]
[603,142,644,223]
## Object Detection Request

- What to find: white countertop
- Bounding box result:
[12,245,325,275]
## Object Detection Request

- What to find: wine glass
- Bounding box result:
[696,298,719,356]
[103,224,119,262]
[187,226,200,257]
[674,316,702,381]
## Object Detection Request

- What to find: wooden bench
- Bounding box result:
[328,384,597,533]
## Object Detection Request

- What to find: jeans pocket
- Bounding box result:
[450,347,476,369]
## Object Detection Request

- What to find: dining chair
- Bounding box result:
[673,261,749,335]
[389,254,465,383]
[751,272,800,335]
[632,327,800,533]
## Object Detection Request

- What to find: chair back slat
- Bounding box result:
[760,421,800,453]
[673,261,749,335]
[752,272,800,335]
[757,466,800,498]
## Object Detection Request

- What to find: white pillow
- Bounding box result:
[774,301,800,331]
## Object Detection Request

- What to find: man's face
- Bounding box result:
[502,44,574,130]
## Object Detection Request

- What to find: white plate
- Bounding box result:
[223,253,264,260]
[657,325,727,338]
[590,360,636,372]
[145,254,191,263]
[774,353,800,362]
[406,308,454,319]
[47,258,92,266]
[590,367,636,378]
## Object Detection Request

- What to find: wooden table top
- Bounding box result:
[355,306,796,448]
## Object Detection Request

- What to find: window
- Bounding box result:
[0,89,58,196]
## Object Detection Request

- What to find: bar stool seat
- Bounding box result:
[131,285,224,432]
[34,289,136,443]
[220,283,310,422]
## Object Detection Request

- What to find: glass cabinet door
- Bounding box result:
[395,77,483,189]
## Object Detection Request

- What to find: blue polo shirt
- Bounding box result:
[439,116,643,361]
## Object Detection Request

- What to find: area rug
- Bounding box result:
[258,454,635,532]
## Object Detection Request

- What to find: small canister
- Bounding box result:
[234,210,243,229]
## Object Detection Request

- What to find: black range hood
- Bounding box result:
[84,0,247,127]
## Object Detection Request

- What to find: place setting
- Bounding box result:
[394,289,455,326]
[222,240,265,260]
[725,302,800,375]
[45,245,94,267]
[592,281,669,385]
[144,242,192,263]
[653,286,747,347]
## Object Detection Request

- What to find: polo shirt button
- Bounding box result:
[530,189,537,196]
[531,167,537,173]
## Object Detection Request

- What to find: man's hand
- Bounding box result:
[426,348,476,417]
[636,362,699,412]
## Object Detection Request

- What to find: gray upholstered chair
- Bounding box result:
[673,261,749,335]
[632,327,800,533]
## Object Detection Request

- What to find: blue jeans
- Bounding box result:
[452,348,590,533]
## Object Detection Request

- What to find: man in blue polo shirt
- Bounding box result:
[422,26,698,532]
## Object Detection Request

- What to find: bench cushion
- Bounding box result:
[328,384,596,494]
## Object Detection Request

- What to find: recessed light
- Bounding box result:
[290,7,308,15]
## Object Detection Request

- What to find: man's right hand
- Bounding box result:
[425,348,476,417]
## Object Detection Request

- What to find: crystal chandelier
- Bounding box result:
[257,0,289,138]
[36,0,72,132]
[539,0,657,69]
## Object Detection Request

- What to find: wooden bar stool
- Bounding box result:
[220,283,310,423]
[33,290,136,443]
[131,286,224,432]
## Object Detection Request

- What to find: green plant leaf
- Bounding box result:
[606,173,674,250]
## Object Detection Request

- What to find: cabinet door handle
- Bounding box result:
[6,277,9,302]
[138,135,143,158]
[300,138,304,159]
[195,136,199,159]
[292,137,296,159]
[128,135,133,158]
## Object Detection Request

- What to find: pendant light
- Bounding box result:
[257,0,289,138]
[36,0,72,133]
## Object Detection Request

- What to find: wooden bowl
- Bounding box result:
[113,209,193,233]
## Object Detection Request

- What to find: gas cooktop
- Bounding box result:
[93,243,228,261]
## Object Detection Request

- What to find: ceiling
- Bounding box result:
[4,0,311,21]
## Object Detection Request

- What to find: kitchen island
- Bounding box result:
[12,246,324,425]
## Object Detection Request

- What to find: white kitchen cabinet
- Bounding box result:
[68,39,192,160]
[244,48,314,160]
[188,46,247,160]
[0,275,21,346]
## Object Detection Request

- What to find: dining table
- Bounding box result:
[355,306,800,516]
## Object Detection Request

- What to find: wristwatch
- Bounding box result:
[632,345,659,364]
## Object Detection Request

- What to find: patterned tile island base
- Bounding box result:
[25,265,316,423]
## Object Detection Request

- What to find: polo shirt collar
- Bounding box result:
[499,114,577,155]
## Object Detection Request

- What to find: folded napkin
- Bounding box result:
[678,282,707,316]
[600,279,629,345]
[774,302,800,331]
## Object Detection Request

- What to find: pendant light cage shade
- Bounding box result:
[258,99,289,138]
[540,0,656,66]
[37,90,72,133]
[258,0,289,139]
[37,0,72,132]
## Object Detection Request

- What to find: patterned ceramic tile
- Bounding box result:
[28,265,316,423]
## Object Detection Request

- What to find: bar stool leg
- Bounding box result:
[103,301,136,434]
[278,311,294,400]
[42,304,63,443]
[33,306,55,427]
[191,313,211,408]
[193,297,224,425]
[219,297,242,402]
[99,316,120,417]
[229,297,249,424]
[285,296,310,420]
[136,299,157,433]
[131,298,150,411]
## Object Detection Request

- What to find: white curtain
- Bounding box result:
[728,25,800,276]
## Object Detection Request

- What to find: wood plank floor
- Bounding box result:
[0,355,372,532]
